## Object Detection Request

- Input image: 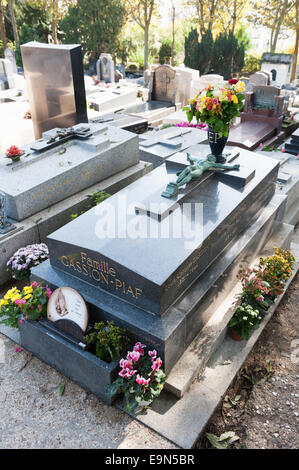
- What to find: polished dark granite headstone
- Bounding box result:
[228,121,275,150]
[46,148,279,316]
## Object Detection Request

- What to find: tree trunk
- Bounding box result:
[7,0,18,44]
[0,0,7,51]
[291,1,299,82]
[144,25,149,70]
[51,21,58,44]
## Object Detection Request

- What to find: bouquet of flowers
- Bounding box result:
[183,79,246,137]
[0,282,52,329]
[5,145,24,162]
[7,243,49,281]
[106,342,167,411]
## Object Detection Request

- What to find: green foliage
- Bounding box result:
[242,54,261,74]
[206,431,240,449]
[212,31,245,79]
[184,29,245,78]
[0,39,14,59]
[59,0,126,56]
[184,28,199,70]
[84,321,130,363]
[13,0,52,66]
[158,40,172,65]
[71,190,110,220]
[198,29,214,74]
[228,303,262,340]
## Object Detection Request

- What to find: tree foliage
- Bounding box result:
[184,28,245,78]
[59,0,126,57]
[124,0,160,69]
[158,40,172,64]
[248,0,296,52]
[184,28,199,69]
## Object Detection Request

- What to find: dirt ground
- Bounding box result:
[196,274,299,449]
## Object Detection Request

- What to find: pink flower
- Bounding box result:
[136,374,151,386]
[31,281,38,288]
[259,143,263,148]
[148,350,157,359]
[127,350,140,363]
[119,359,133,370]
[133,342,146,356]
[119,368,137,379]
[14,299,26,305]
[37,304,42,312]
[19,319,24,325]
[46,288,52,298]
[152,358,163,372]
[14,347,22,353]
[281,148,285,153]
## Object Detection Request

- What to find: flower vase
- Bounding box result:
[207,125,229,163]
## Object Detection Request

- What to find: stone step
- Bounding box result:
[165,221,294,398]
[120,263,298,449]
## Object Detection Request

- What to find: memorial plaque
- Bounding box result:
[21,42,88,139]
[47,287,89,334]
[252,85,280,110]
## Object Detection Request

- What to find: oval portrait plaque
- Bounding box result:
[47,287,89,333]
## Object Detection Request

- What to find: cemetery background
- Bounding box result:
[0,0,299,451]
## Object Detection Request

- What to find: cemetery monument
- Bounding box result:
[21,42,88,139]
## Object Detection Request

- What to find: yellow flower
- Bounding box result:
[24,294,32,300]
[0,299,8,307]
[232,94,238,104]
[235,81,245,93]
[23,286,33,294]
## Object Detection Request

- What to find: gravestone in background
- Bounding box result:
[249,72,269,86]
[139,126,207,168]
[96,53,115,84]
[0,58,15,90]
[149,64,178,105]
[21,42,88,139]
[0,122,139,221]
[228,85,285,150]
[175,65,200,106]
[4,47,17,74]
[116,63,126,79]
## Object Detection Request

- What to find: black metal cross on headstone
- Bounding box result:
[30,126,92,153]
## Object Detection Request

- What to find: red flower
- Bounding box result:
[228,79,239,85]
[6,145,23,157]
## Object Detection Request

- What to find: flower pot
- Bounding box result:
[207,125,228,163]
[230,328,243,342]
[19,319,119,404]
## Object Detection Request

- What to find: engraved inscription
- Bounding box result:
[59,252,143,300]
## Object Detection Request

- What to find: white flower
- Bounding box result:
[243,316,248,321]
